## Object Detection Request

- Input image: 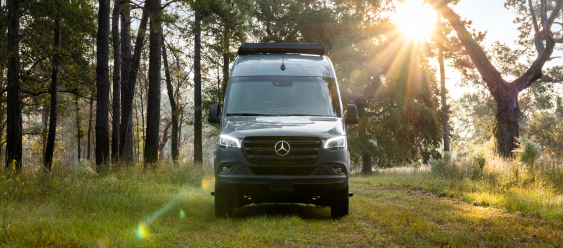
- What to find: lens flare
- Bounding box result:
[201,177,213,189]
[179,209,186,219]
[136,224,150,240]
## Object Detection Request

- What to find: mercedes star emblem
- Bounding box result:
[274,140,290,157]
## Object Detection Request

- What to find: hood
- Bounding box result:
[221,116,345,139]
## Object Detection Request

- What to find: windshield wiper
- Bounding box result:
[226,113,273,116]
[276,114,326,116]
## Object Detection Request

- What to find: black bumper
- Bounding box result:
[214,146,349,206]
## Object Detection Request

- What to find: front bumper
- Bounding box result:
[214,146,349,206]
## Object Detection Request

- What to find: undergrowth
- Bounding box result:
[424,138,563,221]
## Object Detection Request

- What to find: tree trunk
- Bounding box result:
[144,0,162,167]
[120,0,134,163]
[222,27,230,102]
[76,96,82,161]
[119,6,148,164]
[95,0,111,173]
[44,8,62,171]
[6,0,22,174]
[162,41,179,165]
[438,43,450,152]
[495,87,520,157]
[193,9,203,166]
[87,98,94,160]
[158,120,172,161]
[111,0,121,164]
[361,153,372,174]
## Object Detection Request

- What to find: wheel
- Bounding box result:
[214,189,234,218]
[331,185,349,218]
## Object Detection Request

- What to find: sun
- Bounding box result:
[394,0,437,40]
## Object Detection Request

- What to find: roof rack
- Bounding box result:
[237,43,325,56]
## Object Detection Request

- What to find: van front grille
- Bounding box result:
[243,137,322,164]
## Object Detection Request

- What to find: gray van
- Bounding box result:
[208,43,358,218]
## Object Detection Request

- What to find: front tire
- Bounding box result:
[331,185,349,218]
[214,189,234,217]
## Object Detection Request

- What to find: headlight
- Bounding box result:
[219,134,241,149]
[324,136,346,149]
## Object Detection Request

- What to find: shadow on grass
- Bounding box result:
[232,203,332,219]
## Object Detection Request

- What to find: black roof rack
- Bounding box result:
[237,43,325,55]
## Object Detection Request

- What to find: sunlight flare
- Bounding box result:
[136,223,150,240]
[394,0,437,40]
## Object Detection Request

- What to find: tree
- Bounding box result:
[119,5,149,164]
[427,0,563,157]
[144,0,163,166]
[43,4,62,172]
[5,0,22,174]
[193,7,203,166]
[162,38,179,164]
[111,0,121,163]
[96,0,111,172]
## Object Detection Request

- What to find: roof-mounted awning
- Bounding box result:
[237,43,325,56]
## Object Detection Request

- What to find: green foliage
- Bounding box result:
[525,98,563,159]
[515,137,542,168]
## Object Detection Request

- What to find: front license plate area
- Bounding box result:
[270,181,294,191]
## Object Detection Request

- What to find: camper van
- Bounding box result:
[208,43,359,218]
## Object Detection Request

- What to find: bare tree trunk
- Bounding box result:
[222,27,230,102]
[144,0,162,167]
[120,6,148,164]
[87,98,94,160]
[361,153,372,174]
[193,9,203,166]
[76,96,82,161]
[111,0,121,164]
[6,0,22,174]
[438,41,449,152]
[120,0,134,163]
[162,40,179,165]
[158,120,172,161]
[96,0,111,173]
[44,7,62,172]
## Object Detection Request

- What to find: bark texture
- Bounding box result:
[6,0,22,173]
[119,1,134,163]
[119,6,148,163]
[144,0,162,166]
[162,41,179,164]
[96,0,111,172]
[111,0,121,163]
[193,10,203,166]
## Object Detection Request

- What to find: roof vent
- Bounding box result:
[237,43,325,56]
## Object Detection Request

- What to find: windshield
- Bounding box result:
[225,76,341,117]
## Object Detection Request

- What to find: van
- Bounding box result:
[208,43,359,218]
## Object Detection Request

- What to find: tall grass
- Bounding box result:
[426,138,563,221]
[0,161,212,247]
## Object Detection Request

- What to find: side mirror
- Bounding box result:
[208,103,220,123]
[345,104,359,124]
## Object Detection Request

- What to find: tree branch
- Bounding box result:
[430,3,504,98]
[528,0,540,34]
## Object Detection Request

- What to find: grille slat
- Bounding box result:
[243,136,321,164]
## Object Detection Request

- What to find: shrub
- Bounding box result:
[515,137,542,168]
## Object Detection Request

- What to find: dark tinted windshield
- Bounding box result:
[225,76,341,117]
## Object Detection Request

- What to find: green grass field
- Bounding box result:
[1,165,562,247]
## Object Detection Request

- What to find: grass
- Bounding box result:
[1,163,562,247]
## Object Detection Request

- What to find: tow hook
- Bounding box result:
[349,192,354,197]
[211,191,215,196]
